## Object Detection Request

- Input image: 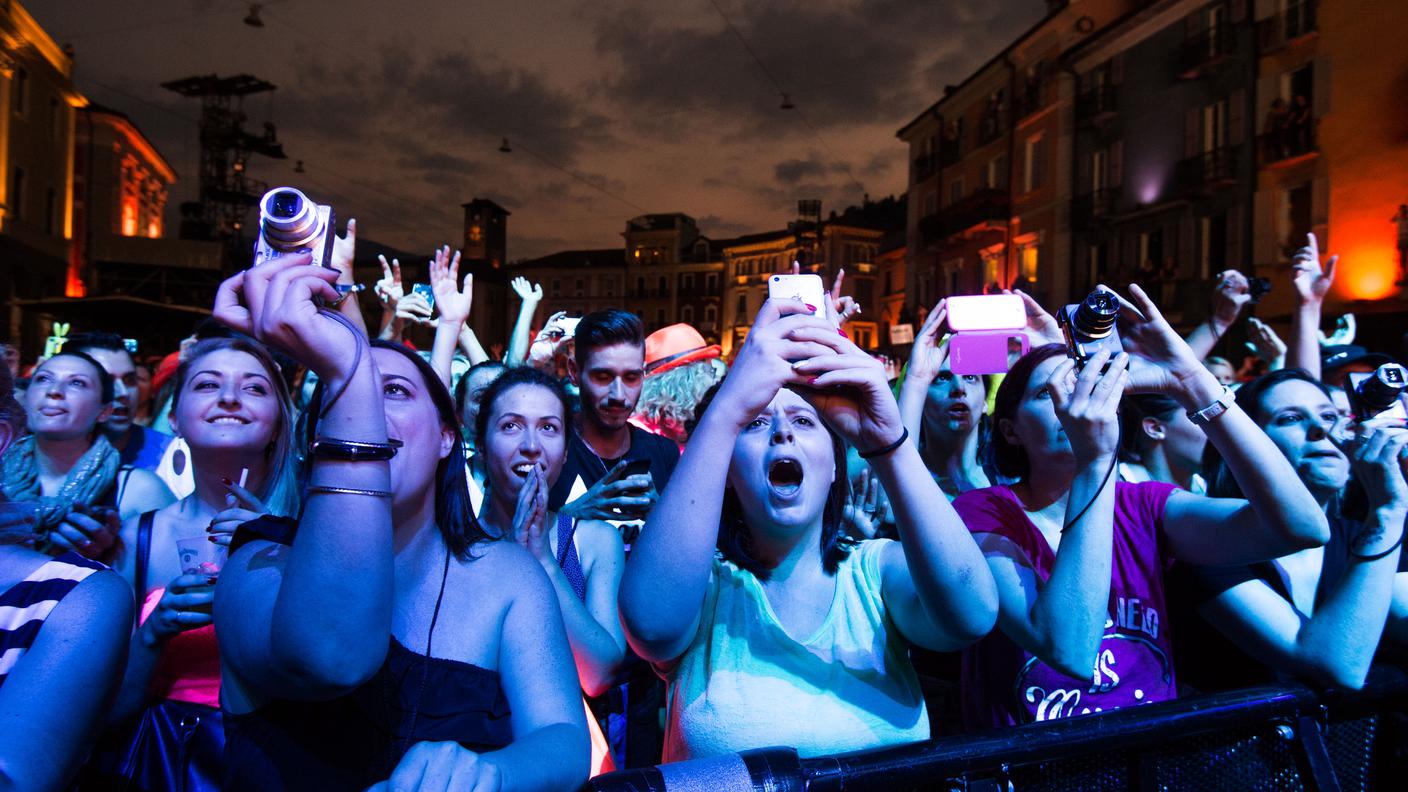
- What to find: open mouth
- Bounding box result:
[511,462,540,478]
[946,404,972,418]
[767,457,804,497]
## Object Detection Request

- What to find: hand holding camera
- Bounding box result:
[1048,348,1130,465]
[1079,284,1214,405]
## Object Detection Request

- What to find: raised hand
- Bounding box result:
[1344,426,1408,516]
[1102,283,1207,397]
[1245,317,1287,367]
[396,291,436,327]
[1291,232,1337,305]
[429,245,472,325]
[1209,269,1254,331]
[1047,348,1129,464]
[213,251,351,382]
[374,254,405,309]
[829,268,861,324]
[1010,288,1064,346]
[790,329,906,453]
[561,462,656,522]
[139,574,216,645]
[842,467,889,540]
[511,276,543,303]
[907,299,950,385]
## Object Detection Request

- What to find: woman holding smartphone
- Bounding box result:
[620,298,997,760]
[212,253,587,791]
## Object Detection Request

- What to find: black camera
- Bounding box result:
[1057,289,1123,366]
[253,187,335,268]
[1345,363,1408,424]
[1247,277,1272,303]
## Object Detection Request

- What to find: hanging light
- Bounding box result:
[498,137,512,153]
[243,4,264,28]
[779,93,795,110]
[232,157,246,173]
[293,160,305,174]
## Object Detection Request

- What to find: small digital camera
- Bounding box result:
[1247,277,1272,303]
[1057,289,1123,367]
[1345,363,1408,425]
[253,187,335,269]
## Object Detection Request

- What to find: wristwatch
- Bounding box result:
[1187,386,1235,427]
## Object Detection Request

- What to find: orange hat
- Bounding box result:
[150,351,181,394]
[645,324,721,376]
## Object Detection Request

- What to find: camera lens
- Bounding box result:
[1072,291,1119,340]
[270,190,302,219]
[1359,364,1408,410]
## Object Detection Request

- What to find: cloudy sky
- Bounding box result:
[35,0,1041,260]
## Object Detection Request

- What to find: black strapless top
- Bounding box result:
[223,517,513,791]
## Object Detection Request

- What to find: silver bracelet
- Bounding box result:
[306,484,392,498]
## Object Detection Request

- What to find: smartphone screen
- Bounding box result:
[412,283,436,311]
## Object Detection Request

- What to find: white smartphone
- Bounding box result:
[768,274,828,320]
[946,294,1026,332]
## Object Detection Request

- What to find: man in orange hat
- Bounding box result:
[632,324,724,444]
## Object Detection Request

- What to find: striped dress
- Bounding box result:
[0,551,106,689]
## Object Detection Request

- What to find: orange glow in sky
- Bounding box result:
[1331,212,1401,301]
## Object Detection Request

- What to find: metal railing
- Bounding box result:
[1176,146,1241,193]
[592,664,1408,792]
[1260,0,1318,51]
[1076,83,1119,121]
[1179,23,1237,76]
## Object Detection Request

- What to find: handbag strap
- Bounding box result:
[135,510,156,599]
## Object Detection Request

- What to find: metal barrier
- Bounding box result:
[591,664,1408,791]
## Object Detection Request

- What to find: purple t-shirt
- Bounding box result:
[953,481,1179,730]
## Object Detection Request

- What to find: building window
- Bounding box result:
[1091,149,1108,192]
[656,309,666,327]
[604,276,617,297]
[636,276,645,295]
[1202,100,1229,152]
[1138,229,1165,271]
[982,250,1004,290]
[658,275,668,295]
[1200,213,1228,280]
[681,304,694,324]
[922,191,937,217]
[985,156,1003,189]
[706,273,718,293]
[1020,243,1039,284]
[10,167,24,219]
[575,278,584,297]
[12,68,27,117]
[736,292,748,318]
[948,177,964,205]
[1023,135,1045,192]
[682,273,695,292]
[705,304,717,326]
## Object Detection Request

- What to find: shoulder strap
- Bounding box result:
[134,509,156,597]
[112,465,136,509]
[554,514,577,567]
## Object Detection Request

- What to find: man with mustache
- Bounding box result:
[63,332,172,474]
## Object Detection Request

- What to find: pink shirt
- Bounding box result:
[139,587,221,708]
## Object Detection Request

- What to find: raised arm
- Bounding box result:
[504,277,543,367]
[427,246,472,390]
[374,254,406,342]
[1185,270,1252,361]
[1112,284,1330,563]
[791,322,998,650]
[459,325,492,365]
[897,299,947,444]
[213,254,394,701]
[1287,233,1337,380]
[1199,427,1407,688]
[620,300,830,664]
[329,218,369,337]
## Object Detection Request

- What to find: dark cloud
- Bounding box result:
[696,214,752,237]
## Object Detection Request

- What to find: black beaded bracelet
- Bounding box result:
[858,427,909,459]
[308,437,403,461]
[1351,534,1404,563]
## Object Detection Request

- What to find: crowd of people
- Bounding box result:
[0,226,1404,791]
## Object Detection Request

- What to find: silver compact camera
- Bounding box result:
[254,187,335,268]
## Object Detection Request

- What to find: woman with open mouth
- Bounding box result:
[472,365,626,775]
[620,298,998,761]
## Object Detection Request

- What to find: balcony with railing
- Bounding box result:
[1259,0,1317,51]
[1176,146,1240,193]
[1259,119,1318,167]
[1076,84,1119,123]
[1014,80,1047,120]
[1179,24,1237,78]
[977,112,1006,146]
[918,188,1011,247]
[1072,188,1124,227]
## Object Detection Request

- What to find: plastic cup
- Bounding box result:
[176,536,228,577]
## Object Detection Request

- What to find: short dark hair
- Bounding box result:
[990,343,1068,481]
[454,360,507,417]
[1119,393,1182,463]
[574,309,644,372]
[63,331,132,364]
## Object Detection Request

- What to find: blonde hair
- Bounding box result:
[633,358,726,443]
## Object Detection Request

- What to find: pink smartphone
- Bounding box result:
[768,274,828,321]
[946,294,1029,375]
